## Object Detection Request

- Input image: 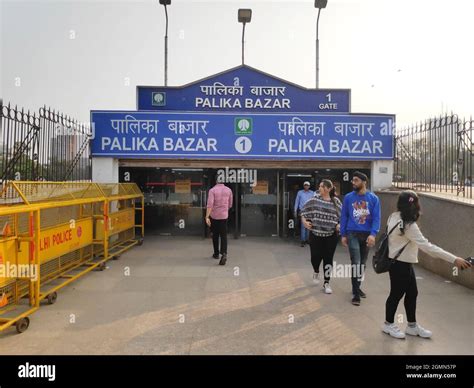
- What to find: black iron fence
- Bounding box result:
[394,114,473,199]
[0,101,92,183]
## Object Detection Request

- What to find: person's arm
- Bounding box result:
[300,197,311,219]
[300,199,313,230]
[404,222,458,263]
[294,191,301,216]
[301,215,312,230]
[205,190,214,226]
[335,198,342,232]
[365,195,381,247]
[370,195,381,237]
[206,189,214,210]
[228,189,233,209]
[335,198,342,218]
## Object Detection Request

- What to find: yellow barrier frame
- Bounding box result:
[0,181,144,334]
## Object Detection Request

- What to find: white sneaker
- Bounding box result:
[312,273,320,285]
[406,323,432,338]
[382,323,406,339]
[323,283,333,294]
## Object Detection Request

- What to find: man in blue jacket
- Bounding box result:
[294,181,314,247]
[340,171,381,306]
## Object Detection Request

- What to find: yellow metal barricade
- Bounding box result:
[0,205,40,333]
[0,181,144,334]
[95,183,144,261]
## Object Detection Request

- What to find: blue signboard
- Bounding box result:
[91,111,394,160]
[137,65,351,113]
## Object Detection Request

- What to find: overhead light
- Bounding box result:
[314,0,328,9]
[238,9,252,23]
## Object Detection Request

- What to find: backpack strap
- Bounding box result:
[387,215,410,260]
[386,214,398,235]
[392,242,409,260]
[388,222,400,236]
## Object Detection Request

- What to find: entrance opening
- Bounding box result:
[129,168,208,236]
[119,166,370,238]
[281,168,371,239]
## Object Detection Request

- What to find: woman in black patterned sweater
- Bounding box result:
[301,179,342,294]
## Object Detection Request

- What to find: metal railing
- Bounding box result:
[394,114,473,200]
[0,181,144,334]
[0,101,92,184]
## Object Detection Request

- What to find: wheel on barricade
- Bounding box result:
[98,262,106,271]
[16,317,30,334]
[136,238,143,246]
[47,292,57,305]
[112,255,120,260]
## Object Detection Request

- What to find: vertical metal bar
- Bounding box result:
[19,107,24,180]
[444,115,448,193]
[60,115,64,180]
[430,119,433,191]
[276,170,280,237]
[5,105,8,179]
[420,125,429,189]
[234,183,239,239]
[141,194,145,238]
[49,109,55,180]
[470,117,473,199]
[242,22,246,65]
[28,210,34,306]
[164,4,169,86]
[0,104,4,181]
[410,124,413,188]
[34,209,41,308]
[316,8,321,88]
[452,115,455,195]
[435,119,438,193]
[46,108,51,180]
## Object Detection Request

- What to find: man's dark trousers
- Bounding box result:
[211,218,228,255]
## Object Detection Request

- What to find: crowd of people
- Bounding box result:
[204,171,472,339]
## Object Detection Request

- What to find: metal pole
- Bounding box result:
[164,4,169,86]
[234,183,239,239]
[316,8,321,89]
[242,23,246,65]
[276,170,280,237]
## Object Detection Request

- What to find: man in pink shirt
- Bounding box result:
[205,182,233,265]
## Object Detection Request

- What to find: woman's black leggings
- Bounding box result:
[308,232,338,283]
[385,260,418,323]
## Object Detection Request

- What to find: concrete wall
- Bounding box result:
[92,157,119,183]
[371,160,393,191]
[376,190,474,289]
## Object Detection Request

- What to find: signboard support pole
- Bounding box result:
[164,3,169,86]
[316,8,321,89]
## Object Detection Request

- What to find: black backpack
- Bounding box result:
[372,219,409,274]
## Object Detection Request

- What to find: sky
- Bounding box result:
[1,0,473,127]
